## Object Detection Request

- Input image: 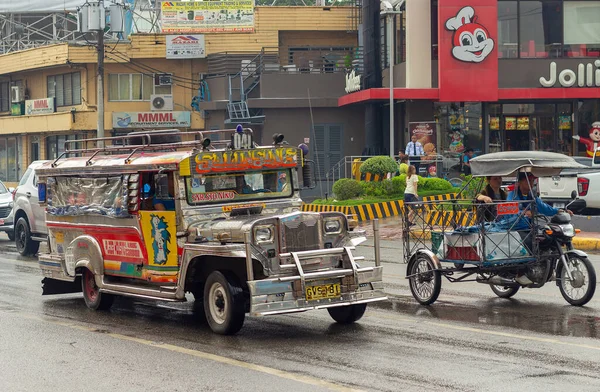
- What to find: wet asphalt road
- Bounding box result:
[3,233,600,391]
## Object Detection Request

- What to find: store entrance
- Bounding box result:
[488,103,573,154]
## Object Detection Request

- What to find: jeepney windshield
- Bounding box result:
[185,169,293,205]
[46,176,127,217]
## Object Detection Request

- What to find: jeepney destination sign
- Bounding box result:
[192,147,298,174]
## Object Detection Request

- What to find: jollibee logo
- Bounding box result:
[445,6,494,63]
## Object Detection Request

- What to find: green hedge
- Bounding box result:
[332,175,454,201]
[359,156,398,176]
[332,178,364,200]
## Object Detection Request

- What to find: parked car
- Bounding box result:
[13,161,49,256]
[0,180,15,240]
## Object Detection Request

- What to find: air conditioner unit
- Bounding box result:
[150,94,174,111]
[11,86,24,103]
[154,74,173,86]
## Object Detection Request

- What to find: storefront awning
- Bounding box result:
[338,87,600,107]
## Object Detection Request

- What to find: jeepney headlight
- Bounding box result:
[254,225,274,244]
[324,218,342,234]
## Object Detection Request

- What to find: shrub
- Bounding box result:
[419,177,454,192]
[391,175,406,195]
[332,178,364,200]
[359,156,398,176]
[459,174,485,199]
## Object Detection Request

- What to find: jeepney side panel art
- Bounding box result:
[139,210,179,283]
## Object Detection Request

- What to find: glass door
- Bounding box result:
[504,115,531,151]
[531,115,555,152]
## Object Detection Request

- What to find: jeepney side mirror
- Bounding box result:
[302,160,317,189]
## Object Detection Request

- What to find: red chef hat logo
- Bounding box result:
[445,6,495,63]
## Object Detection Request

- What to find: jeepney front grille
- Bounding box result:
[280,214,321,253]
[0,206,10,218]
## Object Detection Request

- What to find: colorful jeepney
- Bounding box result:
[37,129,386,334]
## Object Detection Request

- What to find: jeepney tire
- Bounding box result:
[327,303,367,324]
[81,268,114,311]
[203,271,246,335]
[15,217,40,257]
[7,231,15,241]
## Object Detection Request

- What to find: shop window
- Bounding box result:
[0,137,19,182]
[576,100,600,157]
[564,1,600,57]
[46,134,85,160]
[519,1,563,58]
[0,81,9,112]
[47,72,81,107]
[108,73,171,101]
[434,102,483,157]
[498,1,519,58]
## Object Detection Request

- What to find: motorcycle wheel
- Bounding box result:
[558,255,596,306]
[490,284,520,299]
[408,254,441,305]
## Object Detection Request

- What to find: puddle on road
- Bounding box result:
[372,297,600,339]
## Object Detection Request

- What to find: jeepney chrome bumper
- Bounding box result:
[38,253,73,282]
[248,247,386,316]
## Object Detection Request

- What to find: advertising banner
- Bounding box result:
[438,0,498,102]
[25,97,55,116]
[166,35,206,59]
[113,111,191,128]
[160,1,255,33]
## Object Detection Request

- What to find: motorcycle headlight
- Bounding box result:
[254,225,274,244]
[324,218,342,234]
[560,224,575,237]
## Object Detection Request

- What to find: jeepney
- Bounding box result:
[37,129,386,335]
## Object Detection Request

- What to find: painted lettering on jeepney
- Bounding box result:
[191,191,235,202]
[102,239,144,259]
[193,147,297,174]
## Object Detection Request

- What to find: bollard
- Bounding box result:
[373,218,381,267]
[244,232,254,281]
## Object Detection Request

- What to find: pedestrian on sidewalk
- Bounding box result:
[398,153,409,175]
[404,165,419,227]
[405,135,424,174]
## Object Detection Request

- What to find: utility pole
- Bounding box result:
[78,0,125,148]
[97,23,105,145]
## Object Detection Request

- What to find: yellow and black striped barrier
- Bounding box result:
[302,200,405,222]
[301,204,353,215]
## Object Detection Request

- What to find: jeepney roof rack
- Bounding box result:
[51,128,256,167]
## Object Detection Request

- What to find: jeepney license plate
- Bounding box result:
[306,283,341,301]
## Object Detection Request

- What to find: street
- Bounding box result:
[2,233,600,391]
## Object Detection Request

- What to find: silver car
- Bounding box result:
[0,180,15,240]
[13,161,49,256]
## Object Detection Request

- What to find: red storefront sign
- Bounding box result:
[438,0,498,102]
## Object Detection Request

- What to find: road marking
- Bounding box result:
[19,313,362,392]
[373,311,600,352]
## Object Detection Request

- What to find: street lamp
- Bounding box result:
[380,0,404,158]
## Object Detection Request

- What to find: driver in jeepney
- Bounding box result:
[153,173,175,211]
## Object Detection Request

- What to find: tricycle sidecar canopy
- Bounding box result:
[470,151,589,178]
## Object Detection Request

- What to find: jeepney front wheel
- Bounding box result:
[327,304,367,324]
[82,269,114,311]
[204,271,245,335]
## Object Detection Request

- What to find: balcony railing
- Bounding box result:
[206,46,364,77]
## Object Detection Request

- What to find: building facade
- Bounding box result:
[0,6,364,188]
[341,0,600,161]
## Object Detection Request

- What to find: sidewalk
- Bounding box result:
[358,215,600,252]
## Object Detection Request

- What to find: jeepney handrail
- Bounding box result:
[51,128,257,166]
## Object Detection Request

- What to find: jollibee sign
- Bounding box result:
[438,0,498,102]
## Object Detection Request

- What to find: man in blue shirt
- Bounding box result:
[506,172,572,230]
[405,135,424,173]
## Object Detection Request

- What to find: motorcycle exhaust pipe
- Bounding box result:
[476,275,519,287]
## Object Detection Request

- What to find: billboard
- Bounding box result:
[113,112,191,128]
[166,35,206,59]
[160,1,255,33]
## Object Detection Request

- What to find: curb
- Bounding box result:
[572,237,600,251]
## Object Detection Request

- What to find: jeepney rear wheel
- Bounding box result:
[15,217,39,257]
[327,304,367,324]
[82,269,114,311]
[203,271,245,335]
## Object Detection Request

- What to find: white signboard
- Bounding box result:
[25,97,55,116]
[113,111,191,128]
[345,70,361,93]
[166,35,206,59]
